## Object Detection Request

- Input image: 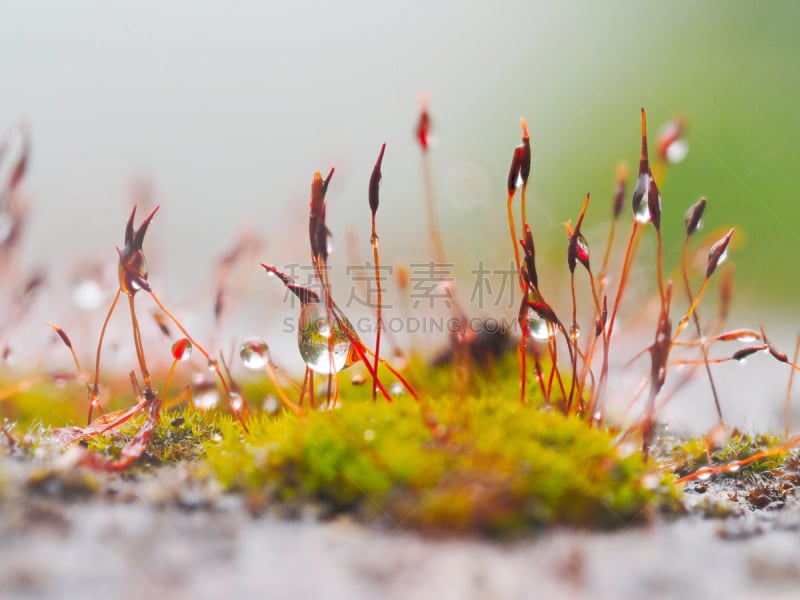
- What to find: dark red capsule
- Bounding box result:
[369,143,386,215]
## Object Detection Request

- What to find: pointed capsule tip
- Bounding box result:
[125,205,137,245]
[638,109,650,172]
[369,144,386,214]
[133,204,160,250]
[46,322,73,349]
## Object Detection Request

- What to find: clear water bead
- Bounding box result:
[714,247,729,268]
[71,279,104,310]
[665,139,689,164]
[298,302,353,374]
[171,338,193,361]
[527,309,555,341]
[263,395,280,415]
[240,337,270,369]
[632,173,652,223]
[191,373,219,411]
[697,470,714,482]
[575,235,590,266]
[228,392,244,412]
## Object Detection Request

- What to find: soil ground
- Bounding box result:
[2,465,800,600]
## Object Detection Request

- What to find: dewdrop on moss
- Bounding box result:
[171,338,193,361]
[240,337,270,369]
[191,372,219,411]
[527,308,556,341]
[71,278,104,310]
[298,302,354,374]
[228,392,244,413]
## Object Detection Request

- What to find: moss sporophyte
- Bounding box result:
[1,106,799,534]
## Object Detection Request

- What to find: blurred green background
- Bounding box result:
[2,0,799,334]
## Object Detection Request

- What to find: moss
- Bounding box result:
[1,379,86,431]
[142,409,220,465]
[664,431,786,479]
[200,365,680,534]
[78,407,220,469]
[662,430,800,516]
[0,377,138,432]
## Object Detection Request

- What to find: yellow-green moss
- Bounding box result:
[664,431,786,479]
[200,372,680,534]
[1,379,88,431]
[4,360,684,534]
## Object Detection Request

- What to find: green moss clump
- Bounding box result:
[4,358,682,534]
[80,407,220,468]
[664,431,786,479]
[142,409,221,465]
[0,378,91,431]
[201,380,680,534]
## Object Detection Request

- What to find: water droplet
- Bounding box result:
[727,461,741,473]
[351,373,366,385]
[390,382,404,396]
[633,203,650,223]
[191,373,219,411]
[194,394,218,412]
[263,395,279,414]
[665,139,689,164]
[697,470,714,482]
[570,324,581,341]
[228,392,244,412]
[207,358,219,373]
[714,248,729,268]
[632,173,652,223]
[240,337,270,369]
[298,302,353,374]
[575,235,590,268]
[71,279,104,310]
[363,429,375,442]
[171,338,193,361]
[527,309,555,341]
